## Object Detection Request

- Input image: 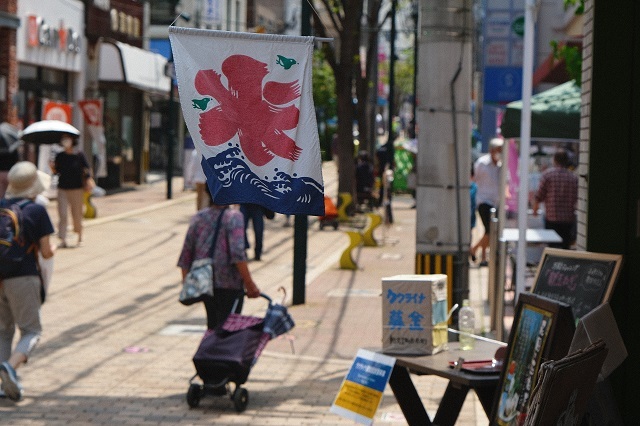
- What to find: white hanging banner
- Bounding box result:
[169,28,324,215]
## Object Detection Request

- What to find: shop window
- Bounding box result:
[19,64,37,79]
[41,68,67,86]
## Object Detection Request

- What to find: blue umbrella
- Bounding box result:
[263,301,295,339]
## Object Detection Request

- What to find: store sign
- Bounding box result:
[42,100,73,123]
[78,99,104,126]
[203,0,220,27]
[26,15,81,53]
[86,0,143,46]
[110,9,141,39]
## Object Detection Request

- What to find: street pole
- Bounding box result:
[387,0,397,149]
[412,1,418,127]
[515,0,537,299]
[292,0,311,306]
[165,13,191,200]
[382,0,397,225]
[167,62,175,200]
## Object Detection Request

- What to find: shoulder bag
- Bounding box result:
[179,208,226,306]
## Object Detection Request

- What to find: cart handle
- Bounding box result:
[259,293,273,303]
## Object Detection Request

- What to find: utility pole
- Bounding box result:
[415,0,473,326]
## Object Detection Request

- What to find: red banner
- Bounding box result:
[78,99,104,126]
[42,100,73,123]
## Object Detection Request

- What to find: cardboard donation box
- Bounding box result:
[382,274,448,355]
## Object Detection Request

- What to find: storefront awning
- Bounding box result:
[501,80,580,140]
[98,39,170,95]
[532,41,582,87]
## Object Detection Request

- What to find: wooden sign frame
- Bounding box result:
[491,293,575,425]
[531,248,623,321]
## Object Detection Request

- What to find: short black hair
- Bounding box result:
[554,150,570,168]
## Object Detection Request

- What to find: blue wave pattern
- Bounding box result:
[202,146,325,216]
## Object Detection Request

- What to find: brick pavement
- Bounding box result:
[0,162,494,425]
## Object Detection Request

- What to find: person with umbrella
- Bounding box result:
[49,133,94,248]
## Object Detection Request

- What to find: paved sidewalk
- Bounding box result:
[0,163,495,425]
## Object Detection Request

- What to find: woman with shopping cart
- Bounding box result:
[177,190,261,330]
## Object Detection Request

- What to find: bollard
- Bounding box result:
[362,213,382,246]
[340,231,362,270]
[337,192,352,221]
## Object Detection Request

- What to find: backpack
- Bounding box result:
[0,199,32,278]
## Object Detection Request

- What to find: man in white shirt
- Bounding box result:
[470,138,503,266]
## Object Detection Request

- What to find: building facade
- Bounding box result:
[0,0,20,125]
[85,0,169,187]
[578,1,639,422]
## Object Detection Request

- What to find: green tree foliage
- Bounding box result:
[378,47,415,111]
[550,41,582,86]
[563,0,584,15]
[550,0,584,86]
[312,51,337,160]
[395,47,415,103]
[312,51,336,119]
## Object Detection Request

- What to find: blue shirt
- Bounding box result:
[3,199,55,278]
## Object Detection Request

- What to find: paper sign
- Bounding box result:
[381,274,448,355]
[330,349,395,425]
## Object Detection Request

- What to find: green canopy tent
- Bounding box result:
[500,80,580,140]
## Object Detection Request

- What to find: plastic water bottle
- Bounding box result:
[458,299,475,350]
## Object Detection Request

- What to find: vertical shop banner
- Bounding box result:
[169,28,324,215]
[42,100,73,123]
[330,349,395,425]
[78,99,108,178]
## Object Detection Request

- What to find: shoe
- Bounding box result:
[0,362,23,401]
[254,255,261,261]
[470,254,477,262]
[58,241,68,249]
[479,260,489,267]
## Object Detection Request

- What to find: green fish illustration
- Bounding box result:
[276,55,297,70]
[192,97,212,111]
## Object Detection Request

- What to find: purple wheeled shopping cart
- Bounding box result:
[186,293,294,412]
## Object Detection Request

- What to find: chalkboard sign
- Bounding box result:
[531,248,623,321]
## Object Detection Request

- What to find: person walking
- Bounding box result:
[0,161,56,401]
[240,203,265,261]
[355,150,374,211]
[50,134,93,248]
[470,137,503,266]
[178,196,260,330]
[187,149,210,211]
[532,150,578,249]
